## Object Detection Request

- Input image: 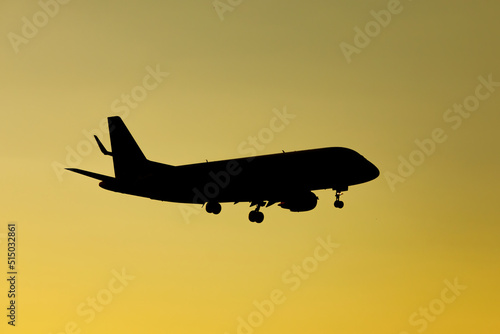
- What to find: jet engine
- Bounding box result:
[278,191,318,212]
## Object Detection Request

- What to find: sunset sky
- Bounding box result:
[1,1,499,333]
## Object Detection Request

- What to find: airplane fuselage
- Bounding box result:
[68,116,379,222]
[99,147,379,204]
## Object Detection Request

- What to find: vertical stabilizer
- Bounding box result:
[108,116,147,179]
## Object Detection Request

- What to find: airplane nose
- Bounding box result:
[367,161,380,180]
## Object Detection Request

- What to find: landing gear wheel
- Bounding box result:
[206,201,222,214]
[249,211,256,222]
[255,211,264,223]
[248,201,265,223]
[248,210,264,223]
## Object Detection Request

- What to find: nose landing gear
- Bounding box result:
[334,191,344,209]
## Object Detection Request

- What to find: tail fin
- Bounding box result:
[108,116,148,180]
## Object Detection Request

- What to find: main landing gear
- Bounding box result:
[334,190,344,209]
[204,201,266,223]
[205,201,221,214]
[248,201,265,223]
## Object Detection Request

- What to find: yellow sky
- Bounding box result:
[1,1,499,333]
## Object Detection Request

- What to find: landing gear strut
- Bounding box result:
[249,201,265,223]
[334,191,344,209]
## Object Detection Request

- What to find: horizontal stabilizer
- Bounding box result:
[66,168,115,182]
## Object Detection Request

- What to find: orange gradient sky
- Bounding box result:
[1,1,499,333]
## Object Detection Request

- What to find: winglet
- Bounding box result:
[94,135,112,156]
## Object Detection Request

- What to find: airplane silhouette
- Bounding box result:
[67,116,379,223]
